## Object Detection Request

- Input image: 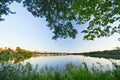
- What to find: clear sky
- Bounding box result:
[0,2,120,53]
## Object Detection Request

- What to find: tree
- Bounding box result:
[15,47,21,52]
[0,0,21,21]
[0,0,120,40]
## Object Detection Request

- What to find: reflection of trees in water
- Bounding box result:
[39,52,66,57]
[0,53,33,63]
[0,53,65,63]
[81,50,120,60]
[0,47,35,63]
[0,47,66,63]
[12,57,31,63]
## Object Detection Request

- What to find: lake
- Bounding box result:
[21,55,120,71]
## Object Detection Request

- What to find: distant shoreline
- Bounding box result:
[66,50,120,60]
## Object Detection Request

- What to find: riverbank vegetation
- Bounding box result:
[1,47,120,79]
[0,62,120,80]
[1,46,120,63]
[80,47,120,60]
[69,47,120,60]
[0,47,36,63]
[0,47,65,63]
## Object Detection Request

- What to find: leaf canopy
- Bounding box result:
[0,0,120,40]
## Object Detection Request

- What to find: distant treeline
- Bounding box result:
[0,47,66,63]
[69,48,120,60]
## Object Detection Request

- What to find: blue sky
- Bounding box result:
[0,2,120,53]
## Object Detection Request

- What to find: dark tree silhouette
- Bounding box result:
[0,0,120,40]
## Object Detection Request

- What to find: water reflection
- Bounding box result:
[1,54,120,71]
[22,55,120,71]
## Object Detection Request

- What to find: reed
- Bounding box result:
[0,62,119,80]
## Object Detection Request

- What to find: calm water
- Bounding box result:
[22,55,120,71]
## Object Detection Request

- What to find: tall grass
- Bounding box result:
[0,62,120,80]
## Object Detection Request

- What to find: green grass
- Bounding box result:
[0,62,120,80]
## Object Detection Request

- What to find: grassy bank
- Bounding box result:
[0,62,120,80]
